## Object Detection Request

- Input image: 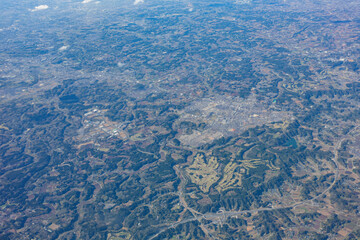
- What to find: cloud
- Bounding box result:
[235,0,251,4]
[187,3,194,12]
[30,5,49,12]
[82,0,93,3]
[133,0,144,5]
[59,45,70,51]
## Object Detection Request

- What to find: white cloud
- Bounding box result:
[30,5,49,12]
[134,0,144,5]
[82,0,93,3]
[235,0,251,4]
[187,3,194,12]
[59,45,70,51]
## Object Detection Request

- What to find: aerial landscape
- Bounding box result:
[0,0,360,239]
